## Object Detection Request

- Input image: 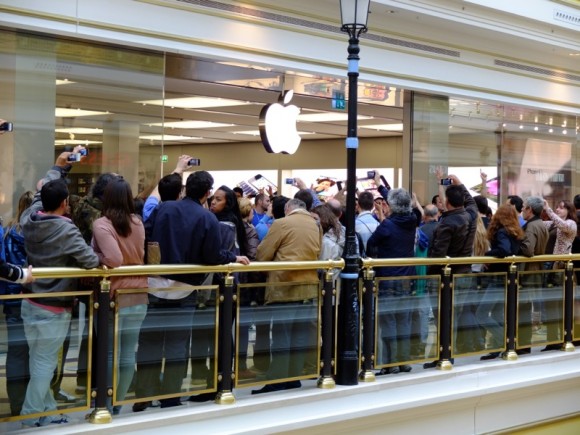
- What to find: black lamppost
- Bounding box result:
[336,0,370,386]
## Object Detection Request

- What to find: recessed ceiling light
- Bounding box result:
[55,140,101,145]
[137,97,250,109]
[297,113,372,122]
[232,130,314,136]
[56,108,109,117]
[55,128,103,134]
[139,134,202,141]
[359,123,403,132]
[149,121,234,129]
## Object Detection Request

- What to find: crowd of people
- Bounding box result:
[1,130,579,425]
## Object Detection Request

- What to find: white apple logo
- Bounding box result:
[259,90,301,154]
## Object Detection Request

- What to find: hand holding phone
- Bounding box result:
[0,121,13,132]
[440,178,452,186]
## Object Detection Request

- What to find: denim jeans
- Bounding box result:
[20,299,71,426]
[4,303,30,416]
[475,275,506,350]
[377,281,412,364]
[114,304,147,403]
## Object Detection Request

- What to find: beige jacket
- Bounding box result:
[257,208,322,303]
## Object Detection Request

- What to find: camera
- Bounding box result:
[0,121,13,132]
[367,170,376,179]
[440,178,452,186]
[188,158,201,166]
[285,178,295,185]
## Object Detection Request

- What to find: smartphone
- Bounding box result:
[79,148,88,156]
[188,158,201,166]
[440,178,452,186]
[67,153,81,162]
[248,173,277,192]
[337,181,343,191]
[0,122,13,132]
[367,170,376,179]
[285,178,295,185]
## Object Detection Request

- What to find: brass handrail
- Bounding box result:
[28,259,346,280]
[26,254,580,280]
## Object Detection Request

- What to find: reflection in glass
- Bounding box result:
[236,282,320,387]
[376,276,439,368]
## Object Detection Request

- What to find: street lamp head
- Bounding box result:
[340,0,370,38]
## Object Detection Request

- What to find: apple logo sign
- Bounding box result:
[259,90,301,154]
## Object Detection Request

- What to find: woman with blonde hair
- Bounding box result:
[478,204,524,360]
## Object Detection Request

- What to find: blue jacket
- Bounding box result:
[367,212,417,278]
[148,197,236,286]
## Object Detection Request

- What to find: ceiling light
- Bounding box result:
[149,121,234,129]
[233,130,314,136]
[563,129,567,134]
[55,140,101,145]
[534,126,539,131]
[56,79,75,86]
[55,128,103,134]
[139,134,202,141]
[137,97,250,109]
[56,108,109,117]
[359,123,403,132]
[549,128,553,133]
[519,125,524,129]
[297,113,372,122]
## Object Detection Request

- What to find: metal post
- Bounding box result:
[318,270,336,389]
[216,274,236,404]
[360,267,376,382]
[502,263,518,360]
[88,277,112,424]
[437,266,453,370]
[563,261,575,352]
[336,35,362,385]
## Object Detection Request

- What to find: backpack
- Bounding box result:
[0,225,28,297]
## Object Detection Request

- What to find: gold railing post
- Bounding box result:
[87,275,112,424]
[563,261,575,352]
[437,265,453,370]
[502,263,518,361]
[216,273,236,404]
[359,267,376,382]
[318,269,336,389]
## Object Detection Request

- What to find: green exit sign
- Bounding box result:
[332,91,346,110]
[161,155,168,163]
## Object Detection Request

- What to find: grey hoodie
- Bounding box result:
[20,168,99,305]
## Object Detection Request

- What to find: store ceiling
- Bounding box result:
[53,0,579,148]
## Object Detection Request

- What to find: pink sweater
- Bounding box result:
[92,216,148,308]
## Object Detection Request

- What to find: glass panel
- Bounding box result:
[375,275,439,368]
[129,284,218,405]
[0,292,92,423]
[471,273,506,356]
[574,270,580,342]
[452,274,506,357]
[518,270,564,349]
[235,281,320,388]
